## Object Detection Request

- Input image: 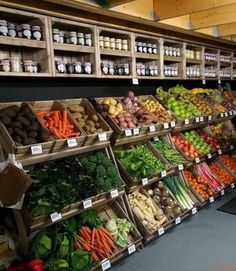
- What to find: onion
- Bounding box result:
[134,97,138,102]
[133,103,138,107]
[123,97,131,104]
[127,91,135,99]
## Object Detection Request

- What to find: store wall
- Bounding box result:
[0,78,235,102]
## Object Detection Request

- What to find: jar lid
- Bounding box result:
[152,44,157,47]
[56,60,65,64]
[77,32,84,37]
[8,23,16,28]
[116,38,121,42]
[85,33,92,37]
[10,57,21,60]
[69,31,77,35]
[24,60,34,64]
[104,36,110,41]
[149,65,154,69]
[123,64,129,67]
[142,42,147,45]
[32,25,41,31]
[73,62,81,65]
[59,31,65,35]
[122,39,128,43]
[21,24,31,28]
[16,25,22,30]
[83,62,91,65]
[137,42,142,45]
[147,43,152,47]
[0,20,7,25]
[110,38,115,42]
[53,28,60,33]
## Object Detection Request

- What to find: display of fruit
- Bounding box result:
[121,91,140,113]
[223,91,236,107]
[184,169,214,200]
[208,162,233,185]
[191,88,212,94]
[148,181,183,220]
[134,107,160,125]
[210,89,224,103]
[210,122,235,148]
[171,134,200,159]
[183,131,211,155]
[221,155,236,175]
[68,104,104,134]
[184,93,213,115]
[169,85,188,94]
[111,111,138,129]
[0,104,50,146]
[221,99,235,111]
[196,129,221,150]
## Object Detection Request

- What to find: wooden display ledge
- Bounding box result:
[134,52,159,60]
[0,72,50,77]
[0,36,47,49]
[164,56,183,62]
[100,48,132,57]
[205,61,218,66]
[53,42,95,53]
[186,59,202,64]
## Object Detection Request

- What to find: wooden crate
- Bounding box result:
[30,100,86,151]
[0,102,54,159]
[61,98,113,146]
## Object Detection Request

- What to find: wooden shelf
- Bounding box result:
[100,48,132,57]
[0,36,47,49]
[0,72,50,77]
[137,76,160,80]
[101,75,133,79]
[220,62,231,67]
[53,42,95,53]
[186,59,202,64]
[135,52,159,60]
[163,76,183,80]
[55,73,97,78]
[205,60,217,66]
[164,56,183,62]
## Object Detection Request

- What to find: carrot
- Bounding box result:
[58,120,62,131]
[81,242,91,252]
[74,242,81,249]
[91,251,99,262]
[66,132,81,137]
[66,124,74,129]
[62,110,67,134]
[91,228,96,246]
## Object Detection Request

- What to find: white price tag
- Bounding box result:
[133,128,139,135]
[161,170,167,177]
[184,119,189,125]
[175,217,181,225]
[125,129,132,137]
[163,123,169,129]
[202,79,206,85]
[128,244,136,255]
[158,227,165,236]
[192,207,197,215]
[132,78,139,85]
[170,121,176,127]
[207,153,212,159]
[50,212,62,223]
[209,196,214,203]
[220,189,225,196]
[154,136,159,141]
[208,115,212,121]
[218,149,222,155]
[67,138,78,147]
[220,113,224,118]
[231,183,235,189]
[149,125,156,132]
[195,157,200,163]
[229,111,233,116]
[200,116,204,122]
[101,260,111,271]
[178,164,183,171]
[195,117,200,123]
[218,79,221,85]
[230,145,234,150]
[225,112,228,117]
[31,145,42,155]
[110,189,119,198]
[142,178,148,186]
[83,199,92,209]
[98,133,107,141]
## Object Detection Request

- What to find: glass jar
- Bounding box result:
[110,38,115,50]
[169,47,173,56]
[85,33,92,46]
[52,28,60,43]
[154,66,158,76]
[59,31,64,43]
[23,60,34,73]
[33,62,38,73]
[8,23,16,38]
[142,43,147,54]
[122,39,128,51]
[136,64,141,76]
[21,24,31,39]
[152,44,157,54]
[147,43,152,54]
[176,48,181,57]
[123,64,129,75]
[69,31,77,45]
[137,42,143,53]
[101,62,109,75]
[109,64,114,75]
[172,47,177,57]
[141,64,145,76]
[195,51,201,60]
[115,39,122,50]
[0,20,8,36]
[104,37,110,49]
[65,32,70,44]
[10,57,22,72]
[56,60,66,73]
[99,35,104,48]
[16,25,22,38]
[66,63,74,74]
[149,65,154,76]
[32,25,42,40]
[0,59,10,72]
[77,32,85,46]
[145,65,150,76]
[83,62,92,74]
[164,46,169,56]
[74,62,82,74]
[134,42,138,52]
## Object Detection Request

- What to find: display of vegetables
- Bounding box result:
[171,134,200,159]
[115,144,166,180]
[184,170,214,200]
[210,122,236,148]
[152,139,185,166]
[128,190,167,232]
[208,162,233,185]
[183,131,211,155]
[0,104,50,146]
[121,91,140,114]
[97,97,124,116]
[184,93,213,115]
[221,155,236,175]
[163,175,195,210]
[38,110,81,139]
[196,129,221,151]
[147,181,183,220]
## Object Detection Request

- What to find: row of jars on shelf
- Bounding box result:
[186,50,201,60]
[163,46,181,57]
[219,68,231,78]
[99,36,128,51]
[186,65,201,78]
[164,64,179,77]
[136,64,159,77]
[52,29,92,46]
[101,62,130,76]
[204,67,217,78]
[55,61,92,74]
[134,42,158,54]
[204,53,217,62]
[0,58,38,73]
[0,20,42,40]
[219,56,231,63]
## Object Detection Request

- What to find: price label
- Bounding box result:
[208,115,212,121]
[178,164,184,171]
[142,178,148,186]
[161,170,167,177]
[195,157,200,163]
[209,196,214,203]
[192,207,197,215]
[225,112,228,117]
[234,110,236,115]
[125,129,132,137]
[230,145,234,150]
[229,111,233,116]
[175,217,181,225]
[163,123,169,129]
[83,199,92,209]
[184,119,189,125]
[158,227,165,236]
[128,244,136,255]
[218,79,221,85]
[200,116,204,122]
[132,78,139,85]
[218,149,222,155]
[195,117,200,123]
[149,125,156,132]
[170,121,176,127]
[101,260,111,271]
[220,189,225,196]
[231,183,235,189]
[98,133,107,141]
[207,153,212,159]
[220,113,224,118]
[67,138,78,147]
[133,128,139,135]
[202,79,206,85]
[154,136,159,141]
[31,145,42,155]
[50,212,62,223]
[110,189,119,198]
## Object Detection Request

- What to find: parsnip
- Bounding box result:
[144,214,156,224]
[134,206,145,221]
[145,198,157,213]
[133,199,146,211]
[136,192,147,201]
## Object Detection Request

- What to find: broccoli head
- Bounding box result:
[80,157,88,166]
[106,164,118,178]
[112,176,122,187]
[95,165,106,177]
[88,155,97,163]
[84,162,96,174]
[96,177,112,192]
[95,151,106,161]
[100,157,113,168]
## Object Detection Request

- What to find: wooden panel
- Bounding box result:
[196,26,219,37]
[160,15,191,30]
[108,0,136,8]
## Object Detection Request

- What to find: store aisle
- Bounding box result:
[113,190,236,271]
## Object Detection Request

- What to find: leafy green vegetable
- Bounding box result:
[31,233,52,259]
[45,259,70,271]
[77,209,104,228]
[70,249,93,271]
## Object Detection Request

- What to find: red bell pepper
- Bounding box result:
[27,258,44,271]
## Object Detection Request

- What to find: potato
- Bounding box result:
[4,108,17,118]
[92,114,98,122]
[110,98,117,106]
[7,127,13,135]
[97,128,103,132]
[69,105,84,113]
[38,130,49,142]
[86,120,95,127]
[28,131,38,138]
[14,128,27,139]
[23,138,37,145]
[26,112,36,121]
[11,121,22,128]
[30,120,40,131]
[108,105,116,115]
[73,112,82,119]
[1,116,11,125]
[95,122,100,129]
[120,122,128,128]
[16,115,30,126]
[13,135,22,144]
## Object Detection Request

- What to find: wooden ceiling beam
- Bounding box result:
[160,15,191,30]
[195,26,219,37]
[108,0,136,8]
[153,0,236,20]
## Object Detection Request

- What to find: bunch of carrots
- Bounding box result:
[209,162,233,185]
[221,155,236,175]
[74,226,116,262]
[38,110,80,139]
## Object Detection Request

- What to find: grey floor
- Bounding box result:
[113,190,236,271]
